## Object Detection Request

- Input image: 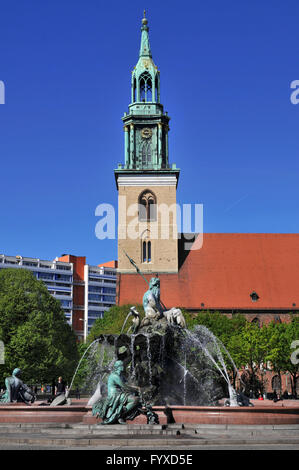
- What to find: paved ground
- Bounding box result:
[0,443,298,450]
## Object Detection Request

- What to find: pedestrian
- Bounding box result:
[55,377,66,397]
[273,392,283,403]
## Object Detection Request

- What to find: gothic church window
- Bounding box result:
[142,240,152,263]
[138,190,157,222]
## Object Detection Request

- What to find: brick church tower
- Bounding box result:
[115,13,180,274]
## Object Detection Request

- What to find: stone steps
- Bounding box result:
[0,434,298,448]
[0,423,298,447]
[0,422,298,430]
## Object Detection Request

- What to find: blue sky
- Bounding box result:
[0,0,298,266]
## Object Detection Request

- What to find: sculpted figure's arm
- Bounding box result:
[4,378,11,402]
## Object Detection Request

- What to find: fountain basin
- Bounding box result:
[0,403,87,423]
[0,401,298,425]
[83,401,299,426]
[157,404,299,425]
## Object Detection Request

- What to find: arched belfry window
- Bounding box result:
[132,77,137,103]
[138,190,157,222]
[139,71,152,102]
[155,74,159,102]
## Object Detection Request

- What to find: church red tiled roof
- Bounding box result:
[117,234,299,311]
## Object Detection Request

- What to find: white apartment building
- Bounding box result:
[0,254,73,324]
[84,264,117,340]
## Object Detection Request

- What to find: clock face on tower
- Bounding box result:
[141,127,152,139]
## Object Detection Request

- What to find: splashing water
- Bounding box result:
[66,338,100,399]
[121,311,133,334]
[146,334,152,386]
[183,353,187,405]
[130,335,136,379]
[86,339,116,405]
[74,319,242,407]
[179,325,240,406]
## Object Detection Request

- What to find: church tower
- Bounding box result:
[115,12,180,274]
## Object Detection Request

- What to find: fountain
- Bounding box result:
[85,314,241,422]
[78,276,243,425]
[0,275,298,426]
[81,275,299,425]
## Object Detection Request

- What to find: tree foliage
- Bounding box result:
[88,304,144,341]
[0,268,79,385]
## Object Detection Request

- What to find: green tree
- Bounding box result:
[282,320,299,397]
[0,268,79,386]
[88,304,144,340]
[237,322,269,396]
[264,322,288,393]
[265,319,299,397]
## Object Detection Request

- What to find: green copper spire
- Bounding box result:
[131,12,159,104]
[115,13,179,178]
[139,10,152,58]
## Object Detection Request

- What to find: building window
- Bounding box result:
[56,265,71,271]
[272,375,281,393]
[148,241,151,262]
[102,287,116,294]
[138,190,157,222]
[55,274,72,282]
[250,291,259,302]
[103,295,115,303]
[142,241,147,263]
[142,240,152,263]
[38,272,54,280]
[141,140,152,167]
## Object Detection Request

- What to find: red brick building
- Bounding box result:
[117,233,299,325]
[117,233,299,395]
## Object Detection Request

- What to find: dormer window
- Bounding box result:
[250,291,259,302]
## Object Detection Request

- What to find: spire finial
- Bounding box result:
[138,10,151,58]
[142,9,148,25]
